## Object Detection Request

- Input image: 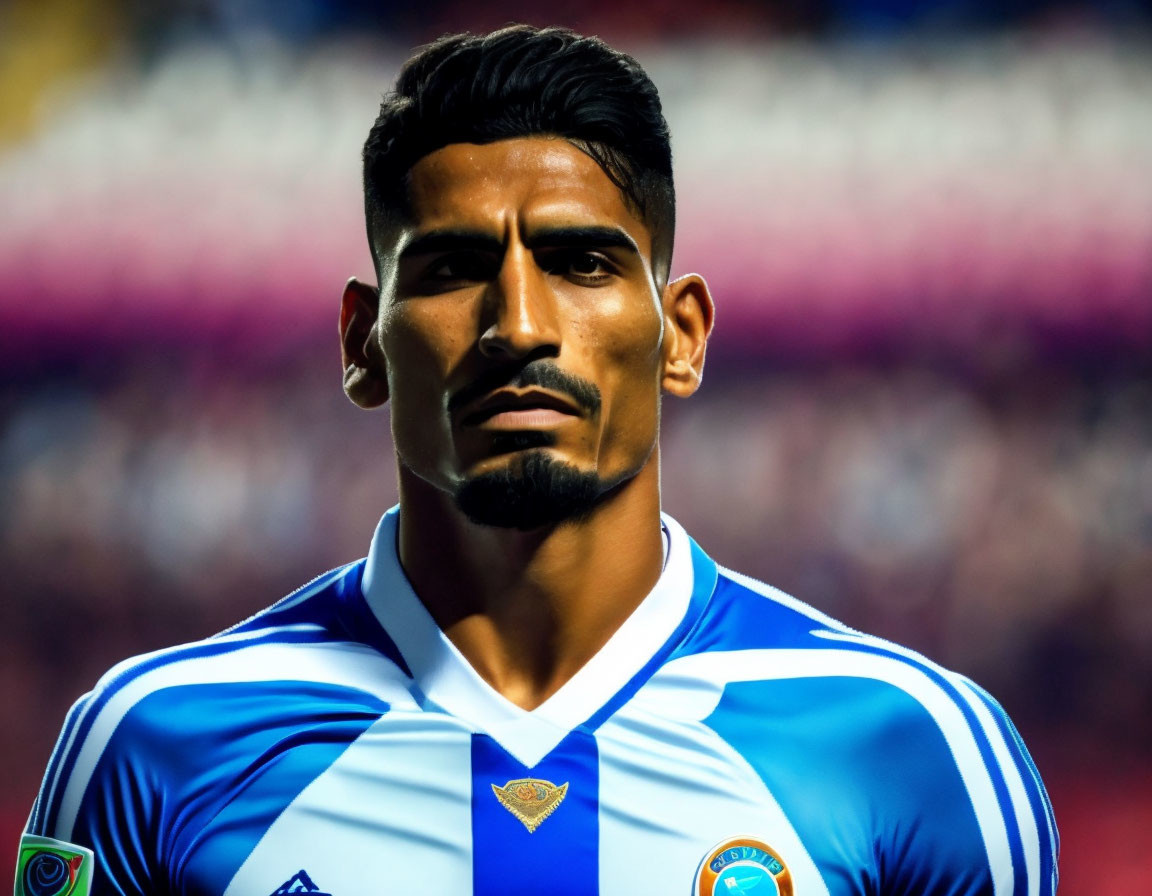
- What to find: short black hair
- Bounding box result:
[362,25,675,282]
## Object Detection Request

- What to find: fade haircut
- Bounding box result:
[362,25,676,283]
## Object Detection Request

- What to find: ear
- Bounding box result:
[661,273,715,397]
[340,277,390,408]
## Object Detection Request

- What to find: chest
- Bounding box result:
[167,708,866,896]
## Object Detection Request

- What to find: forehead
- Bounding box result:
[402,137,652,254]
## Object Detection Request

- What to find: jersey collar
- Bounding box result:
[360,505,705,766]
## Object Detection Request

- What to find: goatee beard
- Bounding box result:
[454,449,603,531]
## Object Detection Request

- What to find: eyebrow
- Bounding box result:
[399,230,502,259]
[399,225,641,259]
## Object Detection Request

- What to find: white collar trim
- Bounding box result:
[361,506,695,766]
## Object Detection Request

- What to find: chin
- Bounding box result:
[454,449,603,531]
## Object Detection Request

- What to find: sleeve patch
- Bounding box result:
[14,834,93,896]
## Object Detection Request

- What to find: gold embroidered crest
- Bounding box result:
[491,778,569,832]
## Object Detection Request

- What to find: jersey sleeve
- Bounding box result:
[20,687,159,896]
[878,674,1059,896]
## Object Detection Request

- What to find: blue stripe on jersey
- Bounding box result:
[580,537,718,733]
[962,679,1059,894]
[813,637,1028,896]
[30,695,89,836]
[343,571,410,676]
[40,627,335,837]
[471,730,599,896]
[670,573,841,659]
[85,681,388,895]
[705,676,993,896]
[227,562,411,677]
[225,563,356,635]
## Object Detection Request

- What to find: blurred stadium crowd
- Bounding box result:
[5,356,1151,743]
[3,0,1151,890]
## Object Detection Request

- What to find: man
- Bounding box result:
[19,25,1056,896]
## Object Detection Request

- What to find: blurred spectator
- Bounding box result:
[3,353,1149,759]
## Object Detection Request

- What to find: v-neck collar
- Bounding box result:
[359,505,701,766]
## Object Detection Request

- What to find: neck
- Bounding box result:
[396,458,665,711]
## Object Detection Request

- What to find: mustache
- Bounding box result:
[448,360,602,417]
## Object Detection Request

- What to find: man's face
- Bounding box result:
[370,137,668,528]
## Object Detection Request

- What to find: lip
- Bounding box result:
[460,388,583,427]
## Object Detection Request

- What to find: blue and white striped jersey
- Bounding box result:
[23,508,1057,896]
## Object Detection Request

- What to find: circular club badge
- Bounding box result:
[693,836,794,896]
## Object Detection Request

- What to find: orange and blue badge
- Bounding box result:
[693,836,793,896]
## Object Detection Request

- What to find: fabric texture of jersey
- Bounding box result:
[25,507,1058,896]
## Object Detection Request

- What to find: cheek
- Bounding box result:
[382,302,472,395]
[616,293,664,377]
[379,305,471,457]
[582,294,664,448]
[574,287,663,365]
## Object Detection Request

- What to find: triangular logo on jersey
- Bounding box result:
[270,870,331,895]
[492,777,569,832]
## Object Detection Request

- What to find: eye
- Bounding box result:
[545,250,617,284]
[423,252,497,284]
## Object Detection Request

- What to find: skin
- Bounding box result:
[340,137,713,710]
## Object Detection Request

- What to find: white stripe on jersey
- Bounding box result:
[597,712,830,895]
[815,629,1044,896]
[222,711,475,896]
[631,648,1016,896]
[958,677,1059,881]
[54,633,416,841]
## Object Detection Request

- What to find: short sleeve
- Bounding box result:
[23,689,158,896]
[878,675,1058,896]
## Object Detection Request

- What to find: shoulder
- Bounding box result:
[669,566,1025,765]
[664,560,1059,895]
[29,560,408,843]
[673,562,858,658]
[81,559,403,737]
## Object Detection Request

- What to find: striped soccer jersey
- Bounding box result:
[23,508,1057,896]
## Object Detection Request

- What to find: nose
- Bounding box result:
[478,243,561,361]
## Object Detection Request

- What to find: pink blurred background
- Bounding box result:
[3,0,1151,889]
